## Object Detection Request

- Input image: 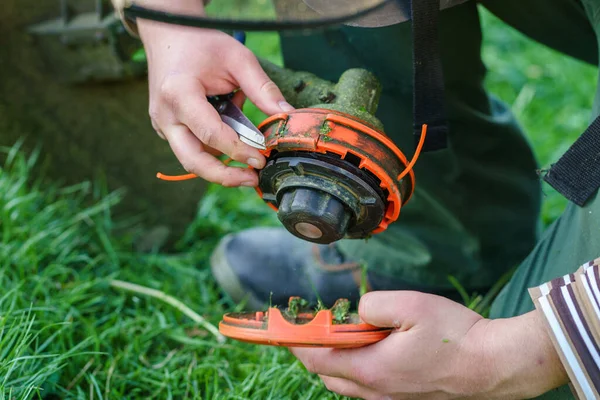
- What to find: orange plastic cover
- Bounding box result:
[256,109,423,234]
[219,307,391,348]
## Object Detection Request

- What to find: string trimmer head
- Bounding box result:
[252,61,424,244]
[157,62,425,245]
[256,108,417,244]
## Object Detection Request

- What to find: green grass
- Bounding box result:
[0,143,330,399]
[1,6,598,399]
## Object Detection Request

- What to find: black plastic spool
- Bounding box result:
[258,151,388,244]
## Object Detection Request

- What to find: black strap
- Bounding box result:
[544,116,600,206]
[124,2,390,32]
[410,0,448,152]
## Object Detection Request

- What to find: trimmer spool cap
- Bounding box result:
[219,304,392,348]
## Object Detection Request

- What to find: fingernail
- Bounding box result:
[278,101,294,112]
[247,157,262,169]
[241,181,256,187]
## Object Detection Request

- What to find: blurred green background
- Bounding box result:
[0,5,597,399]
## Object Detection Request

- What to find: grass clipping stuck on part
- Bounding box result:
[282,297,355,324]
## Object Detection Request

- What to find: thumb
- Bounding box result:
[358,291,434,330]
[230,51,294,115]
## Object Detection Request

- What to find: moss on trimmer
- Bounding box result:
[259,59,384,131]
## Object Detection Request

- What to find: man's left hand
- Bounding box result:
[291,291,492,399]
[291,290,568,399]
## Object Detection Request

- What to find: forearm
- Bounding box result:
[111,0,206,13]
[137,1,208,45]
[476,258,600,399]
[482,310,568,399]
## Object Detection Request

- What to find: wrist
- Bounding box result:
[136,0,206,16]
[115,0,207,38]
[136,0,210,52]
[480,310,568,398]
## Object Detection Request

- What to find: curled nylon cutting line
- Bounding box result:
[155,125,427,182]
[397,124,427,181]
[156,158,234,181]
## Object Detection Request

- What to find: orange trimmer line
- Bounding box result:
[156,157,234,181]
[155,172,197,181]
[155,125,427,182]
[397,124,427,181]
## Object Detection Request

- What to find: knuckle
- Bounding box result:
[200,125,220,148]
[220,171,240,188]
[351,364,376,387]
[190,121,211,144]
[148,104,160,122]
[180,160,197,175]
[150,120,166,140]
[228,46,255,67]
[322,378,353,398]
[359,292,373,314]
[221,180,236,188]
[372,396,393,400]
[322,378,338,392]
[238,47,255,62]
[159,76,185,106]
[303,357,319,375]
[228,137,247,159]
[406,293,429,314]
[260,79,279,95]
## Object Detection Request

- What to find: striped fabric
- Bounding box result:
[530,257,600,399]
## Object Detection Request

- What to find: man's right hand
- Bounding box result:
[137,6,293,187]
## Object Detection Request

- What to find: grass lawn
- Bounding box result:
[0,6,597,399]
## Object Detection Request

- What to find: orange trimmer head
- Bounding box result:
[255,108,424,244]
[219,298,391,348]
[156,107,426,245]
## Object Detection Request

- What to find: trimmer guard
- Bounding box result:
[219,306,391,348]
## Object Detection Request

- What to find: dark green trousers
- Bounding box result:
[488,0,600,397]
[281,1,544,293]
[486,2,598,314]
[281,0,599,397]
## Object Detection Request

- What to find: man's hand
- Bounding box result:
[137,1,292,187]
[291,291,568,399]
